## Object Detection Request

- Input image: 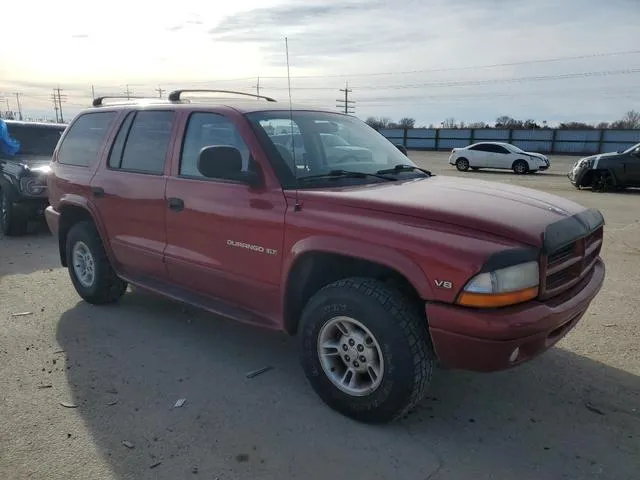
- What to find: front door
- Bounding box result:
[164,111,287,324]
[622,149,640,185]
[91,109,176,279]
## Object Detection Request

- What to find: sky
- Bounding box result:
[1,0,639,126]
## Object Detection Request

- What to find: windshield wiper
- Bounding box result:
[376,164,434,176]
[298,169,397,182]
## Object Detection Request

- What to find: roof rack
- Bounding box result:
[167,89,277,103]
[92,96,169,107]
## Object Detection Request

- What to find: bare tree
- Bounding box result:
[365,116,393,129]
[558,122,595,129]
[441,117,458,128]
[612,110,640,129]
[467,121,488,128]
[398,117,416,129]
[596,122,610,129]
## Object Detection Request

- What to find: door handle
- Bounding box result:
[168,197,184,212]
[91,186,105,198]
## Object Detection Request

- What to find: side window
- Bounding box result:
[470,144,488,152]
[108,112,135,168]
[118,111,175,174]
[180,112,252,178]
[58,112,117,167]
[494,145,510,154]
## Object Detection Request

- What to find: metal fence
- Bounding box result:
[378,127,640,155]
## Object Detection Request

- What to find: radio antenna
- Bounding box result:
[285,36,301,212]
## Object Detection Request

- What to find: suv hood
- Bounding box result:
[300,176,590,247]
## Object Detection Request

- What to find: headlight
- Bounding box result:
[20,177,48,196]
[457,261,539,308]
[579,158,594,169]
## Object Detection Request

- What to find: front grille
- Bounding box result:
[541,227,603,299]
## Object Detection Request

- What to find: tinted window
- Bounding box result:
[108,112,135,169]
[4,123,65,157]
[58,112,116,166]
[119,111,174,174]
[469,144,490,152]
[180,112,252,178]
[494,145,510,154]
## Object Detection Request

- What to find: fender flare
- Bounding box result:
[281,235,435,301]
[57,194,116,266]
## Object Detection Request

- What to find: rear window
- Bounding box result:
[58,112,117,167]
[1,122,65,157]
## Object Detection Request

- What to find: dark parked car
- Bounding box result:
[568,142,640,191]
[0,120,66,235]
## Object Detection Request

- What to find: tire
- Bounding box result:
[455,157,470,172]
[0,188,28,237]
[66,220,127,304]
[591,170,613,193]
[298,278,435,424]
[512,159,529,174]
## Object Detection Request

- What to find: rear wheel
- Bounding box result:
[299,278,435,424]
[512,159,529,174]
[455,157,470,172]
[0,188,28,237]
[66,221,127,304]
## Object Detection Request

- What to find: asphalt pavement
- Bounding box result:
[1,152,638,480]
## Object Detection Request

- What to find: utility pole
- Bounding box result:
[336,81,355,115]
[56,87,66,123]
[254,76,260,97]
[155,86,165,98]
[14,92,23,120]
[51,90,59,122]
[124,84,132,100]
[51,88,67,123]
[91,85,95,100]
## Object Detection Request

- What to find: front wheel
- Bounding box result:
[455,157,470,172]
[298,278,435,423]
[0,188,28,237]
[512,159,529,174]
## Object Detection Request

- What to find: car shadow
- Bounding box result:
[0,222,60,279]
[55,290,639,480]
[457,169,571,178]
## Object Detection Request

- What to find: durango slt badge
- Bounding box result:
[227,239,278,256]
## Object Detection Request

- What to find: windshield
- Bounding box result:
[622,142,640,154]
[246,110,419,187]
[1,122,65,158]
[507,144,525,153]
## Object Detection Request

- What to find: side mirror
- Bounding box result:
[197,146,261,187]
[395,144,408,155]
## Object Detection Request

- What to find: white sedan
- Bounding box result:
[448,142,550,174]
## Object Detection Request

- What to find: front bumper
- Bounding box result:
[568,163,589,187]
[426,259,605,372]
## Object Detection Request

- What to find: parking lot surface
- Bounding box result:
[1,152,638,480]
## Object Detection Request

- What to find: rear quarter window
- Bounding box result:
[58,112,117,167]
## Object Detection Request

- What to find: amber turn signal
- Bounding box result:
[457,286,539,308]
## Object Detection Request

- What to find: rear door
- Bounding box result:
[90,109,176,280]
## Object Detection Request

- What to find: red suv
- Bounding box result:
[45,90,605,423]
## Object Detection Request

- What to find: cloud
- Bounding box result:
[71,33,89,39]
[166,25,184,32]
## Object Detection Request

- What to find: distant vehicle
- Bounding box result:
[269,132,373,167]
[449,142,550,174]
[0,120,66,235]
[568,142,640,192]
